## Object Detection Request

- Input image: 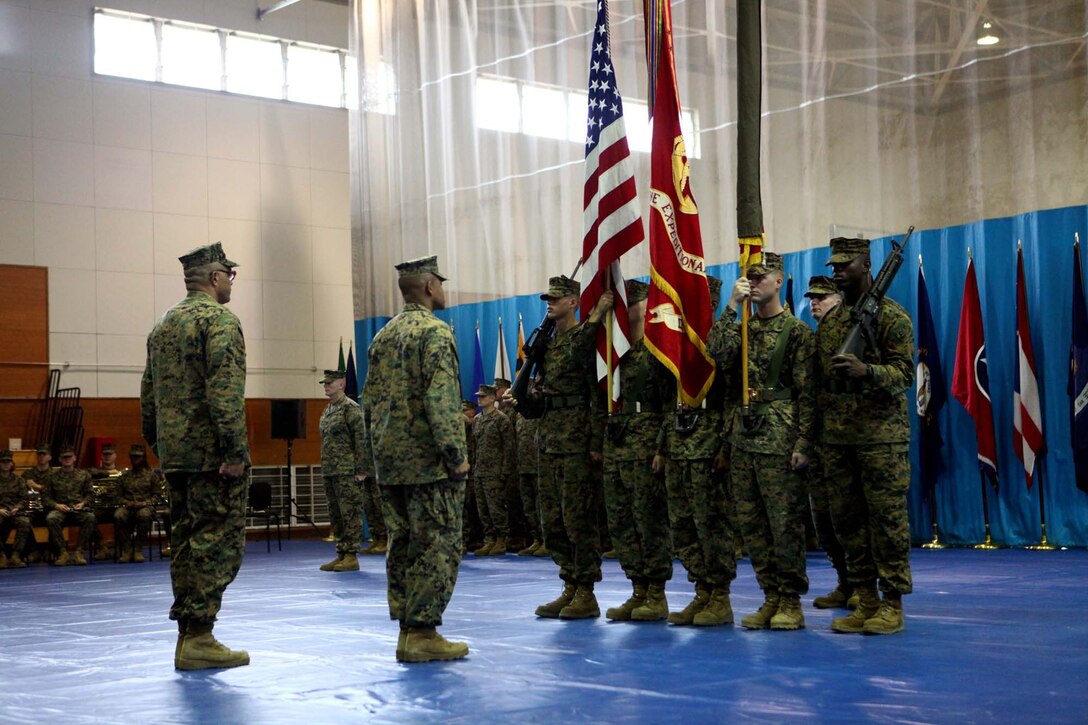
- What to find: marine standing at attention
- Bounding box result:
[141,241,250,670]
[318,368,369,573]
[363,255,471,663]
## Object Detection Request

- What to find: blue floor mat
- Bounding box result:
[1,541,1085,723]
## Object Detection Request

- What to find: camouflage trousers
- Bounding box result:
[362,479,386,540]
[665,458,735,587]
[731,449,809,596]
[824,444,912,596]
[380,480,464,628]
[113,505,154,547]
[324,474,363,555]
[474,474,509,539]
[603,456,673,582]
[460,477,484,546]
[538,453,602,585]
[167,470,248,625]
[0,513,31,554]
[45,509,96,554]
[517,473,541,541]
[806,457,849,587]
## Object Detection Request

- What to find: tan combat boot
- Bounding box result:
[605,580,647,621]
[846,592,859,610]
[813,586,852,609]
[863,596,904,635]
[667,583,710,625]
[0,552,8,569]
[71,551,88,566]
[473,538,495,556]
[333,553,360,572]
[368,539,387,554]
[559,584,600,619]
[132,547,145,563]
[488,537,507,556]
[693,586,733,626]
[518,540,541,556]
[532,543,551,557]
[397,627,469,663]
[118,546,133,564]
[320,553,344,571]
[53,550,70,567]
[175,624,250,670]
[740,591,781,630]
[631,581,669,622]
[770,594,805,630]
[535,582,577,618]
[831,585,880,633]
[7,553,26,568]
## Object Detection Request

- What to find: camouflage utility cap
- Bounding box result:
[625,279,649,303]
[320,369,346,383]
[462,399,478,412]
[395,255,447,281]
[36,444,50,454]
[708,276,724,308]
[826,237,870,265]
[805,275,838,297]
[0,449,12,461]
[494,377,511,388]
[102,443,116,453]
[130,444,147,455]
[746,251,783,277]
[59,445,75,456]
[179,241,238,272]
[476,384,498,397]
[541,275,580,300]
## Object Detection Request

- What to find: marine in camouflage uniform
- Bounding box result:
[495,376,529,548]
[141,241,251,670]
[362,255,470,663]
[601,279,673,622]
[815,237,914,636]
[528,275,612,620]
[21,445,54,493]
[514,411,543,555]
[461,400,484,550]
[802,275,852,609]
[471,384,515,556]
[0,449,31,568]
[41,446,96,565]
[657,276,737,627]
[113,444,165,563]
[88,443,123,561]
[710,253,815,631]
[318,369,368,572]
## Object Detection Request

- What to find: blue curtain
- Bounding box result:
[357,204,1088,547]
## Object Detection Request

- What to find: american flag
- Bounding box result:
[580,0,645,408]
[1014,243,1046,488]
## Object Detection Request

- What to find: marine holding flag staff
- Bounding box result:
[511,276,613,621]
[814,237,914,636]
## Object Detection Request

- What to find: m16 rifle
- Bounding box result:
[837,225,914,358]
[510,259,583,418]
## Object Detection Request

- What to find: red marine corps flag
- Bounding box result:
[579,0,645,409]
[643,0,715,405]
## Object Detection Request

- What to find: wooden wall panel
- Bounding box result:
[0,265,48,398]
[0,398,327,467]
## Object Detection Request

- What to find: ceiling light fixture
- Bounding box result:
[977,21,1000,46]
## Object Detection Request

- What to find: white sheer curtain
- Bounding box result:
[349,0,1088,320]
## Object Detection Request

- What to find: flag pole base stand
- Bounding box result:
[973,533,999,550]
[1026,534,1057,551]
[921,538,946,550]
